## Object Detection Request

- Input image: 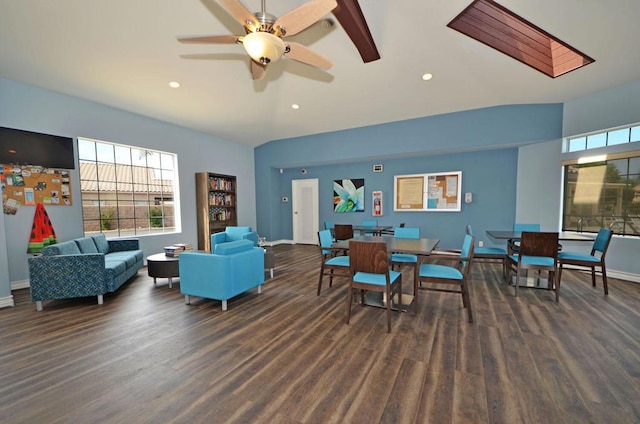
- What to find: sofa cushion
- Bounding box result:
[75,237,99,254]
[225,226,253,242]
[107,251,142,268]
[214,239,254,255]
[104,258,127,277]
[42,240,81,256]
[90,233,110,254]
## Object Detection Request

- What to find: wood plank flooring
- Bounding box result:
[1,244,640,423]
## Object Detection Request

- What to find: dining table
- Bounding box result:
[485,230,596,242]
[330,235,440,311]
[349,225,393,236]
[485,230,595,289]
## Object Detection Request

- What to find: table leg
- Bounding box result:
[168,277,173,288]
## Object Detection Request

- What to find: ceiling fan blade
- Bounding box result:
[177,35,242,44]
[251,60,267,80]
[286,42,332,69]
[275,0,337,37]
[332,0,380,63]
[219,0,258,27]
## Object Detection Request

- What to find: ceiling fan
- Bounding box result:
[178,0,338,80]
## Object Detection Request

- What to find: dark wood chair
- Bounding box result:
[317,230,350,295]
[333,224,354,241]
[558,228,613,295]
[418,233,475,322]
[506,231,559,301]
[466,224,507,277]
[346,239,402,333]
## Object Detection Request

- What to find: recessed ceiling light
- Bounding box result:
[422,73,433,81]
[169,81,181,88]
[291,104,300,110]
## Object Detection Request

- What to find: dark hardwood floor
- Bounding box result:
[1,244,640,423]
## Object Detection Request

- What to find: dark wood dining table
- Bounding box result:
[330,235,440,311]
[485,230,594,289]
[348,225,393,236]
[486,230,595,242]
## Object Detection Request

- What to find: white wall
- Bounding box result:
[0,77,257,302]
[516,139,563,230]
[516,80,640,281]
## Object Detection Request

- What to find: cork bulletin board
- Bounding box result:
[1,164,72,214]
[394,171,462,212]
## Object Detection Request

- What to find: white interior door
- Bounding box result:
[292,178,319,245]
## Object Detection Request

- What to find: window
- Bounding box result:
[78,138,178,237]
[562,153,640,237]
[565,124,640,152]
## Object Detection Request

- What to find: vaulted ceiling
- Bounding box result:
[1,0,639,147]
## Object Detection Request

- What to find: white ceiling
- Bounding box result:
[1,0,639,148]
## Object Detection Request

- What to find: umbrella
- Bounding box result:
[27,203,57,254]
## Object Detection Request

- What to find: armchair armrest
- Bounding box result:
[28,253,107,301]
[242,231,259,246]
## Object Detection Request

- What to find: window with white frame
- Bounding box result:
[562,124,640,236]
[78,138,178,237]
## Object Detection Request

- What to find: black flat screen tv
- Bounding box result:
[0,126,75,169]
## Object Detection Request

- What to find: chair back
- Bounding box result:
[460,234,475,270]
[466,224,474,236]
[514,223,540,232]
[593,228,613,257]
[349,240,390,276]
[394,227,420,239]
[361,219,378,227]
[318,230,334,255]
[519,232,559,259]
[334,224,354,241]
[324,221,335,230]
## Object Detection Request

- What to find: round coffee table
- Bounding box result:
[147,253,180,288]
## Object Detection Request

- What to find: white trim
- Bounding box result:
[608,270,640,284]
[0,295,15,308]
[265,239,295,246]
[11,279,30,290]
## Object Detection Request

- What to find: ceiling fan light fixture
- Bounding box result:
[242,32,285,65]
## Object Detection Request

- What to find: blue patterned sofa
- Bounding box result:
[179,239,264,311]
[28,233,143,311]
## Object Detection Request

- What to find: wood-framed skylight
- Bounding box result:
[447,0,594,78]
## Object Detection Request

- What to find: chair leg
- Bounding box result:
[551,271,559,302]
[557,264,563,288]
[346,287,354,324]
[591,266,597,287]
[601,263,609,295]
[317,264,325,295]
[329,269,334,288]
[386,287,392,333]
[514,265,520,297]
[461,281,473,322]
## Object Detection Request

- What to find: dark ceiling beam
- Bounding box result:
[332,0,380,63]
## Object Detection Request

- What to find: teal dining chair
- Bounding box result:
[509,223,541,254]
[418,233,475,322]
[558,228,613,295]
[361,219,378,235]
[346,239,402,333]
[506,231,559,301]
[466,225,507,277]
[317,230,350,295]
[390,227,420,292]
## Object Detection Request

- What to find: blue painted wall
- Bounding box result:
[255,103,564,246]
[274,148,517,249]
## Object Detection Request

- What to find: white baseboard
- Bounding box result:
[0,295,15,308]
[266,239,295,246]
[608,270,640,284]
[11,279,30,290]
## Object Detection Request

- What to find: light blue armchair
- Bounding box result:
[210,226,258,252]
[179,239,264,311]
